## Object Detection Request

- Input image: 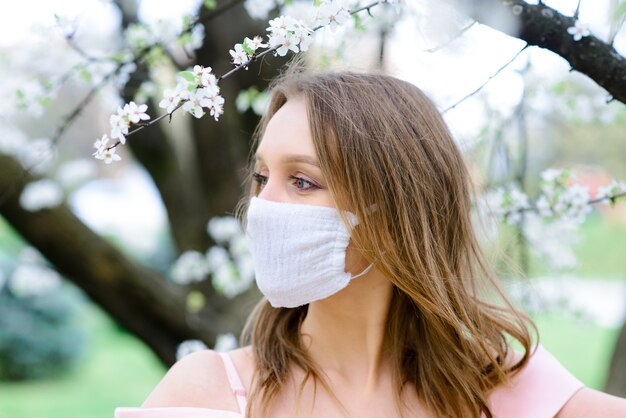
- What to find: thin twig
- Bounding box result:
[503,191,626,219]
[441,44,529,114]
[105,0,387,149]
[425,20,477,53]
[574,0,582,20]
[51,63,126,147]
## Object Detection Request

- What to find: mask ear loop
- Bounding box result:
[352,262,374,279]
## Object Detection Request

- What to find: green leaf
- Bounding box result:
[613,1,626,22]
[242,39,255,56]
[353,13,365,32]
[79,68,92,82]
[178,71,196,83]
[203,0,217,9]
[15,89,24,100]
[186,291,205,313]
[38,96,52,108]
[177,33,192,46]
[182,15,194,30]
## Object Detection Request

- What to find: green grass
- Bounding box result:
[491,212,626,280]
[573,213,626,279]
[531,311,620,390]
[0,303,166,418]
[0,300,621,418]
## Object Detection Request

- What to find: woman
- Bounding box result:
[115,68,626,417]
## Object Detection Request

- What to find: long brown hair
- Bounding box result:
[235,62,538,417]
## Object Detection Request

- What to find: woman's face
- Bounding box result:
[253,96,369,277]
[254,97,334,208]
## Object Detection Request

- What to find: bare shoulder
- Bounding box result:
[140,349,236,410]
[555,387,626,418]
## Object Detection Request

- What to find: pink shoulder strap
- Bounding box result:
[218,352,247,414]
[487,344,585,418]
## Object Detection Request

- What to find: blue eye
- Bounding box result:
[289,175,317,191]
[252,172,268,187]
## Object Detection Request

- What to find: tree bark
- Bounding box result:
[605,322,626,396]
[0,154,217,365]
[476,0,626,105]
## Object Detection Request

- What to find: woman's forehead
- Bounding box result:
[257,98,317,161]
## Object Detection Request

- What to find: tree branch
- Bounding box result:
[0,153,219,366]
[476,0,626,105]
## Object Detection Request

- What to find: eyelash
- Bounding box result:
[252,172,319,191]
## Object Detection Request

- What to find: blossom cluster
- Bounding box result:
[2,247,62,298]
[175,333,238,361]
[266,16,313,56]
[159,65,224,120]
[169,216,254,300]
[92,101,151,163]
[596,180,626,204]
[534,168,591,224]
[91,0,379,165]
[229,0,358,66]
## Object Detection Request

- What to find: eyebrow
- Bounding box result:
[255,153,320,167]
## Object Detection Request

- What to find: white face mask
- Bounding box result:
[245,196,374,308]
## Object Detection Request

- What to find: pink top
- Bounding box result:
[114,344,585,418]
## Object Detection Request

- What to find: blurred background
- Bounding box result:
[0,0,625,417]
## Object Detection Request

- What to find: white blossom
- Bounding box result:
[597,180,626,202]
[56,159,97,188]
[266,15,312,57]
[92,134,110,156]
[0,124,27,157]
[207,216,242,243]
[125,23,156,51]
[246,36,268,50]
[115,62,138,90]
[511,4,523,15]
[170,250,210,285]
[19,179,64,211]
[536,169,591,224]
[123,101,150,124]
[110,112,130,144]
[158,87,182,114]
[229,43,250,66]
[193,65,217,88]
[244,0,277,20]
[567,20,590,41]
[315,1,351,31]
[267,15,297,36]
[235,256,255,285]
[206,246,230,271]
[182,89,209,118]
[176,339,208,361]
[214,333,238,352]
[490,186,530,225]
[212,260,251,298]
[541,168,564,183]
[207,94,225,121]
[276,34,300,56]
[523,213,580,271]
[9,263,62,297]
[184,24,205,51]
[293,26,313,52]
[95,146,122,164]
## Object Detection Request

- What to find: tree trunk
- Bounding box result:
[605,321,626,397]
[0,154,208,365]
